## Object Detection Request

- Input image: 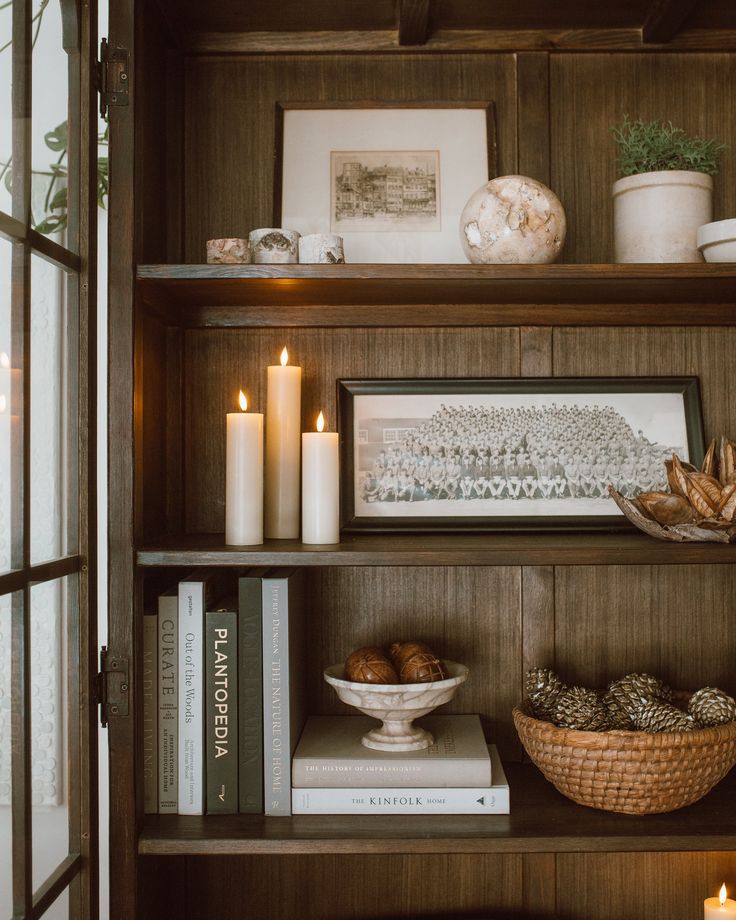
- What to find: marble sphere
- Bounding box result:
[459,175,566,264]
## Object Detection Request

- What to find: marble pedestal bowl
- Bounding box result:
[323,661,469,752]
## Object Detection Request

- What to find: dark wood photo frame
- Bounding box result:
[338,377,705,533]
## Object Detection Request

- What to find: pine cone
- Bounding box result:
[607,673,673,718]
[552,687,610,731]
[601,690,635,729]
[631,699,696,733]
[525,667,566,719]
[688,687,736,726]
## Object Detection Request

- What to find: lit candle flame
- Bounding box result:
[316,411,325,433]
[280,347,288,367]
[0,394,6,413]
[238,390,247,412]
[0,352,9,369]
[721,884,728,906]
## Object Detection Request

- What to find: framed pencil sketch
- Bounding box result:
[337,378,705,532]
[274,102,496,264]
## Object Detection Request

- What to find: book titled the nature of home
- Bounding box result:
[292,714,491,788]
[262,568,306,816]
[205,597,238,814]
[142,608,158,814]
[157,586,179,813]
[292,745,508,815]
[238,568,269,814]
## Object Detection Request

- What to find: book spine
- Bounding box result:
[238,575,263,813]
[291,785,510,815]
[206,610,238,814]
[158,594,178,813]
[142,611,158,814]
[178,582,206,815]
[262,577,290,816]
[292,759,491,789]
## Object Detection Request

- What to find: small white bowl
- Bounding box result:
[696,219,736,262]
[323,660,468,752]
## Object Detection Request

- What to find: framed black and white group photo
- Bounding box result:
[338,378,705,532]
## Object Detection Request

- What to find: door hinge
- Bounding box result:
[98,38,129,118]
[98,646,130,728]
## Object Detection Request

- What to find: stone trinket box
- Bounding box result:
[250,228,300,264]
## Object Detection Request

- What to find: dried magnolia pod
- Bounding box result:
[632,699,696,733]
[719,436,736,486]
[716,483,736,521]
[666,454,695,498]
[390,641,448,683]
[345,646,399,684]
[686,473,720,518]
[701,438,718,478]
[688,687,736,726]
[636,491,696,525]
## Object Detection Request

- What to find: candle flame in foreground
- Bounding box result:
[317,411,325,433]
[280,347,288,366]
[0,395,6,413]
[0,352,9,369]
[721,884,728,906]
[238,390,247,412]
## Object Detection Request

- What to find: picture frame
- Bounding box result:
[338,377,705,533]
[274,101,497,264]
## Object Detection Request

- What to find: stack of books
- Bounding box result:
[144,566,510,817]
[291,714,509,814]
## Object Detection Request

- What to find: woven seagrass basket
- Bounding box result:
[513,699,736,814]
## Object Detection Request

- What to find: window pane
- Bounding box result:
[0,238,21,575]
[0,591,20,920]
[31,254,78,564]
[0,3,11,217]
[31,574,73,891]
[32,0,70,242]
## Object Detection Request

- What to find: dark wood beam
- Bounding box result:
[642,0,699,43]
[398,0,430,46]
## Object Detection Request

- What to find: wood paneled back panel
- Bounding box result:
[182,55,517,261]
[182,326,520,533]
[550,54,736,263]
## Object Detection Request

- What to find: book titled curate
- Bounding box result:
[157,586,178,813]
[292,714,491,788]
[292,745,508,814]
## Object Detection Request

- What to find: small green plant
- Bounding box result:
[612,116,726,177]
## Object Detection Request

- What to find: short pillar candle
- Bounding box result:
[265,347,302,538]
[301,411,339,545]
[225,390,264,545]
[705,884,736,919]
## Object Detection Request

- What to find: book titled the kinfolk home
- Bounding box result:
[292,746,509,815]
[157,586,179,813]
[262,568,306,816]
[178,572,219,815]
[142,608,158,814]
[238,568,269,814]
[292,714,491,789]
[205,598,238,814]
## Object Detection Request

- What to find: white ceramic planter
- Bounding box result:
[697,218,736,262]
[612,170,713,263]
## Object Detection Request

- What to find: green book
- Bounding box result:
[205,601,238,814]
[238,569,269,813]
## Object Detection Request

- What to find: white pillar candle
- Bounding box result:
[705,885,736,919]
[265,347,302,539]
[302,410,339,545]
[225,390,264,546]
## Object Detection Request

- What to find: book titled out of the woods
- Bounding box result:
[292,714,491,788]
[205,599,238,814]
[262,568,307,816]
[157,587,178,813]
[292,746,508,815]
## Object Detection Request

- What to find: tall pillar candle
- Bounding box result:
[302,411,339,545]
[705,885,736,919]
[226,391,264,545]
[265,347,302,538]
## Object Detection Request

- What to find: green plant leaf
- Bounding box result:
[49,187,67,210]
[35,213,67,234]
[44,120,68,153]
[611,115,727,177]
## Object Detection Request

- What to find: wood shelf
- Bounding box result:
[136,531,736,567]
[137,263,736,328]
[138,762,736,856]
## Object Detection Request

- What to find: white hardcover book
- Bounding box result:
[292,714,491,788]
[178,574,215,815]
[158,588,178,813]
[292,746,509,815]
[262,569,306,816]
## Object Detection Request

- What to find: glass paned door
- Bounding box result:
[0,1,98,917]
